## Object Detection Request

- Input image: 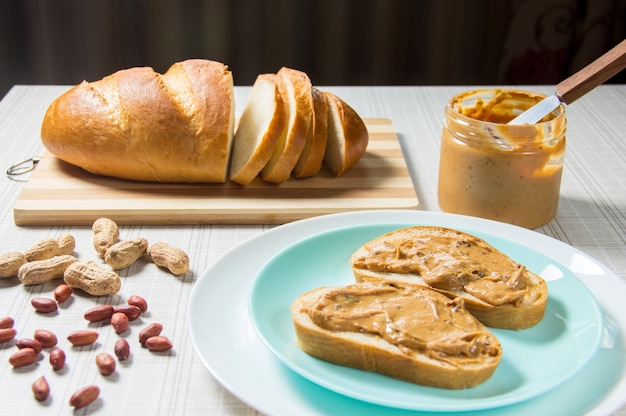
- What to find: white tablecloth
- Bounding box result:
[0,85,624,415]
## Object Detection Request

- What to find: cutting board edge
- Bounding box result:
[13,205,420,226]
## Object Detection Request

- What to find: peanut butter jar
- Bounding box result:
[438,89,566,229]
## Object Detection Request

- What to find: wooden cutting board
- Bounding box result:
[13,118,418,225]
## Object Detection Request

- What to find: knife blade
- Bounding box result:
[507,94,562,125]
[508,39,626,125]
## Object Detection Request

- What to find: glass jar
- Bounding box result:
[437,89,566,229]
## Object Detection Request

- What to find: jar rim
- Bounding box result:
[447,88,565,127]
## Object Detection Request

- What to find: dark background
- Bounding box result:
[1,0,625,99]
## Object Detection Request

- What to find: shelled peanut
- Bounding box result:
[127,295,148,312]
[0,327,16,343]
[95,352,116,376]
[9,348,38,368]
[34,329,58,348]
[32,376,50,401]
[16,338,43,353]
[0,316,15,329]
[49,348,66,371]
[67,330,99,347]
[30,297,58,314]
[84,305,115,323]
[111,312,129,334]
[53,284,73,303]
[114,339,130,361]
[69,385,100,409]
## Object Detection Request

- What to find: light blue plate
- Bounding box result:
[248,223,604,412]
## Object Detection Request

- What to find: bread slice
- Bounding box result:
[291,282,502,389]
[323,91,369,176]
[292,87,328,178]
[350,226,548,330]
[229,74,288,185]
[261,67,313,184]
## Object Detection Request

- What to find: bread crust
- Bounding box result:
[350,226,548,329]
[324,92,369,176]
[261,67,312,184]
[40,59,234,183]
[291,282,502,389]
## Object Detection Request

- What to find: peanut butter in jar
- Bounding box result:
[437,89,566,229]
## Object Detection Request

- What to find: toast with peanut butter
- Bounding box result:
[350,226,548,330]
[291,282,502,389]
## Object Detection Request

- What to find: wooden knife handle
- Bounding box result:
[556,39,626,104]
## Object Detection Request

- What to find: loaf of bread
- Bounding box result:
[291,281,502,389]
[41,59,235,183]
[350,226,548,329]
[40,60,369,185]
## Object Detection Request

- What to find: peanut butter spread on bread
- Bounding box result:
[307,283,500,365]
[351,229,528,307]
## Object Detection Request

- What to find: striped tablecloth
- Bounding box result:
[0,85,624,415]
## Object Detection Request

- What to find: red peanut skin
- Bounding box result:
[67,330,99,346]
[49,348,66,370]
[145,336,173,352]
[127,295,148,312]
[69,385,100,408]
[95,352,116,376]
[139,323,163,345]
[0,328,17,343]
[53,284,72,303]
[84,305,114,322]
[16,338,43,353]
[113,305,142,321]
[32,376,50,401]
[34,329,58,348]
[9,347,37,367]
[31,297,58,313]
[111,312,129,334]
[114,339,130,360]
[0,316,14,329]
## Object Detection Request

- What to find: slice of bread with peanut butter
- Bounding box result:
[291,281,502,389]
[350,226,548,330]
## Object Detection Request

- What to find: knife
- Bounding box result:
[508,39,626,125]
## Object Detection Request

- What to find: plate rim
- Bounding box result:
[187,209,626,416]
